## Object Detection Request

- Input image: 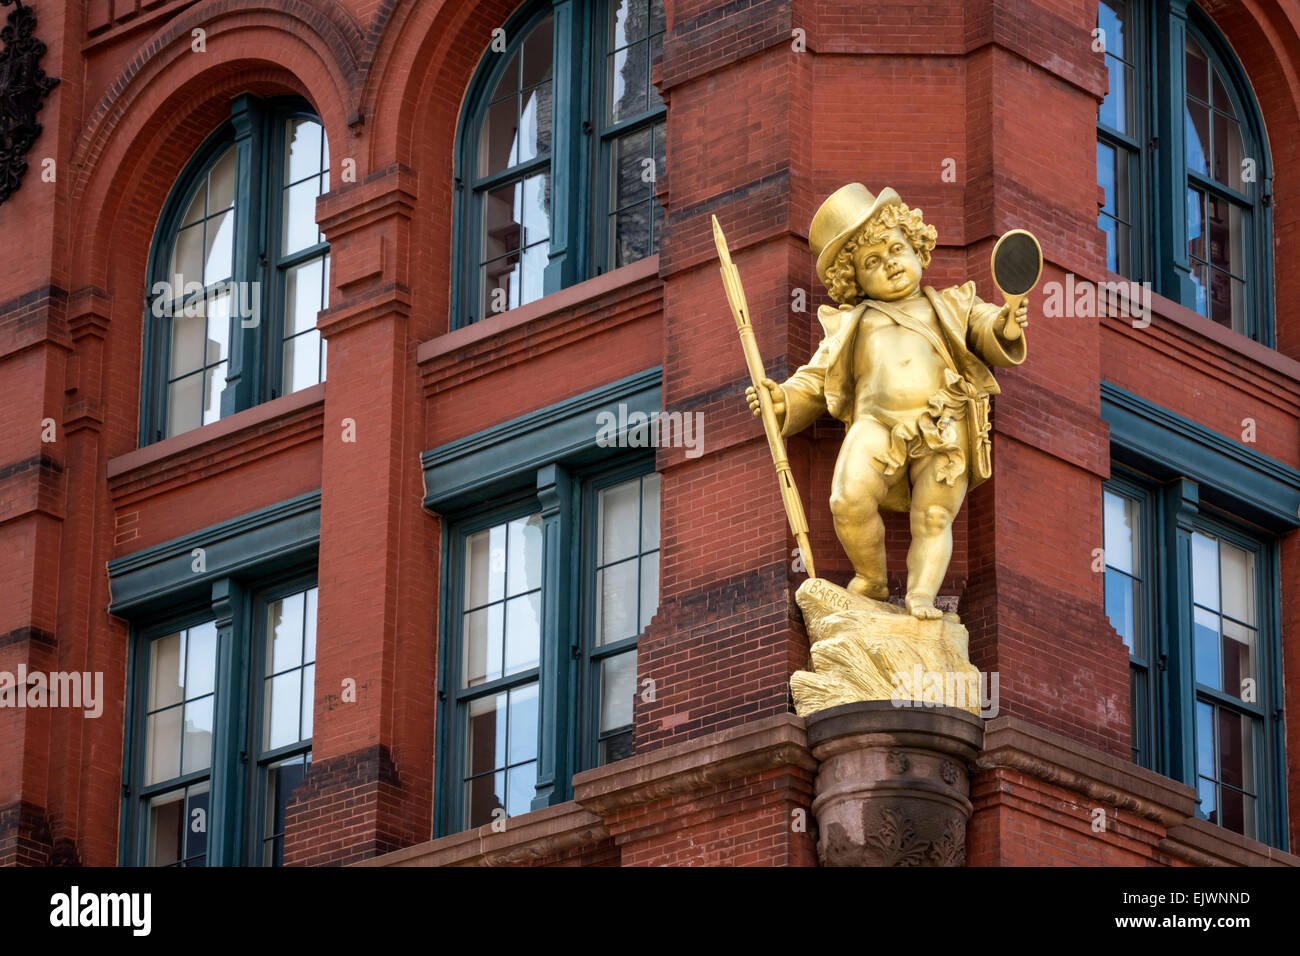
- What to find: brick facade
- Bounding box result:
[1,0,1298,867]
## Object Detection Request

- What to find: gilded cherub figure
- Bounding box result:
[746,184,1028,619]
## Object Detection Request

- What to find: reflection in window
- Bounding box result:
[1190,531,1261,840]
[147,100,331,443]
[458,514,543,828]
[259,586,318,866]
[1096,0,1138,277]
[143,622,218,866]
[1103,487,1153,767]
[1185,35,1250,334]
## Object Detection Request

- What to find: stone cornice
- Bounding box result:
[572,713,816,816]
[977,716,1197,827]
[354,801,608,868]
[1159,817,1300,867]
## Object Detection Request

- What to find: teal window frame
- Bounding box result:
[110,493,321,866]
[424,368,662,836]
[450,0,666,328]
[1095,0,1273,344]
[438,456,656,834]
[142,94,330,445]
[1102,384,1295,849]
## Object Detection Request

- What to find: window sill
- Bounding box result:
[1095,269,1300,385]
[355,800,607,867]
[108,384,326,498]
[418,256,661,367]
[1163,815,1300,867]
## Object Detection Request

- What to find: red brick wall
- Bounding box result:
[2,0,1298,867]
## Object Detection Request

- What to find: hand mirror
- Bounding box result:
[991,229,1043,327]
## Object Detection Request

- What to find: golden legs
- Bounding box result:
[831,417,968,619]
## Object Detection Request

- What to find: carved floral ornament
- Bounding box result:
[0,0,59,206]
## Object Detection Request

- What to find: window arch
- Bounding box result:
[144,95,330,443]
[1096,0,1272,343]
[453,0,666,328]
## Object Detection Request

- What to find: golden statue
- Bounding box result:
[715,184,1040,716]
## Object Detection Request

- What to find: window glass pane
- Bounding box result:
[608,40,649,122]
[150,633,184,711]
[465,526,506,609]
[171,224,204,286]
[612,126,654,215]
[263,756,307,866]
[1104,570,1137,653]
[285,257,324,337]
[479,97,520,177]
[1194,605,1220,690]
[1102,490,1137,575]
[1207,195,1243,277]
[491,50,520,101]
[146,706,183,786]
[650,0,665,36]
[1221,618,1255,701]
[504,591,541,676]
[183,783,209,865]
[466,693,507,777]
[1213,111,1244,187]
[610,0,649,48]
[1197,774,1217,823]
[264,669,302,750]
[1220,543,1255,625]
[147,790,185,866]
[185,621,217,699]
[1185,101,1210,175]
[641,473,661,550]
[1196,699,1215,777]
[506,761,537,817]
[304,587,318,662]
[1191,531,1219,609]
[600,649,636,733]
[506,514,542,596]
[463,603,504,688]
[282,178,322,255]
[180,181,206,228]
[208,148,235,213]
[283,331,322,395]
[285,118,324,184]
[166,373,203,437]
[518,82,552,165]
[507,683,538,766]
[269,591,305,674]
[202,362,227,427]
[204,210,233,286]
[599,480,641,564]
[181,695,213,774]
[639,550,659,632]
[1187,37,1210,102]
[170,313,205,379]
[521,15,554,87]
[300,663,315,741]
[203,292,230,364]
[598,558,639,645]
[1217,709,1254,793]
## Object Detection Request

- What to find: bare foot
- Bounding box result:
[848,575,890,602]
[906,593,943,619]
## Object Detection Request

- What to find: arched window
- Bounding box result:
[1096,1,1272,343]
[453,0,666,327]
[144,95,330,443]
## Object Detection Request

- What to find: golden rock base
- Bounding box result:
[790,578,984,718]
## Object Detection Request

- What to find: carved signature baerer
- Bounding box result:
[746,184,1030,619]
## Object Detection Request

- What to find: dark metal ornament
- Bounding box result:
[0,0,59,205]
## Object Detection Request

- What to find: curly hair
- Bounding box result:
[822,203,938,305]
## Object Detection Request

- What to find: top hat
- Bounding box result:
[809,183,903,285]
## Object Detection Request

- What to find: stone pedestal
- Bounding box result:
[805,700,983,866]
